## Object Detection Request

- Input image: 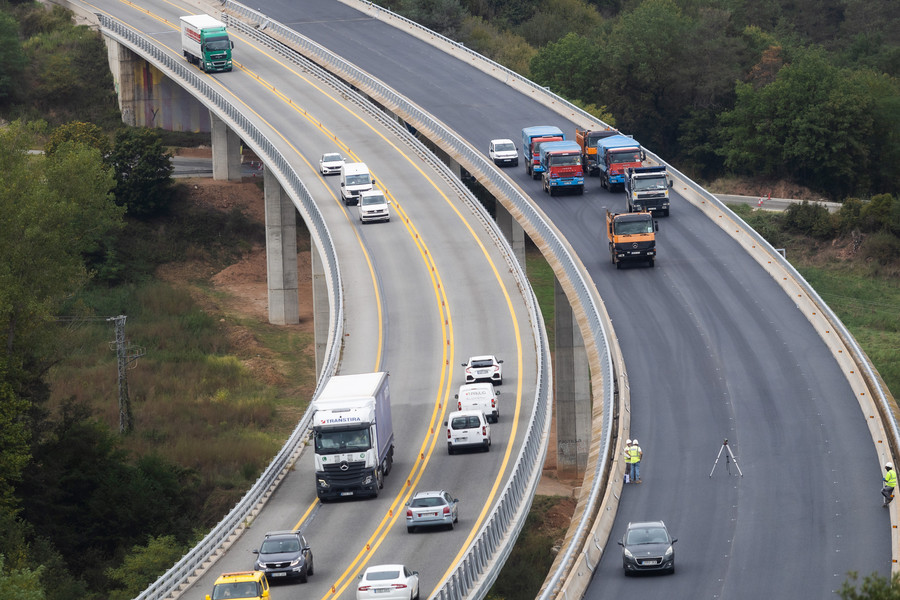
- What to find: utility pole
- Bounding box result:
[108,315,145,434]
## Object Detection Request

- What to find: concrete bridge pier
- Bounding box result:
[495,204,526,273]
[554,277,591,479]
[210,113,243,181]
[263,167,300,326]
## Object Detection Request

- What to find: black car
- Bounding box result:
[253,530,314,583]
[618,520,677,575]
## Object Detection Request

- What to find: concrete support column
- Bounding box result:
[554,278,591,479]
[495,202,527,274]
[106,39,138,127]
[312,242,329,377]
[210,113,243,181]
[264,167,299,325]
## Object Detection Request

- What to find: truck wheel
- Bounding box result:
[577,185,584,195]
[616,261,622,270]
[648,258,655,268]
[664,208,670,216]
[377,468,384,489]
[548,186,554,197]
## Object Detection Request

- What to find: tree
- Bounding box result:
[839,571,900,599]
[108,128,175,219]
[45,121,111,158]
[717,47,880,198]
[0,10,27,105]
[0,555,45,600]
[398,0,468,38]
[530,32,601,101]
[0,122,123,358]
[106,535,187,600]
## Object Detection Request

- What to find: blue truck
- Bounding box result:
[539,141,584,195]
[596,135,644,191]
[521,126,564,179]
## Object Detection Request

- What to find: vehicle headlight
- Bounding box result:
[623,548,634,560]
[255,560,264,569]
[290,557,302,567]
[317,478,329,488]
[664,546,674,559]
[363,475,373,485]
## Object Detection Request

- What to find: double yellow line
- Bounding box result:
[86,0,525,596]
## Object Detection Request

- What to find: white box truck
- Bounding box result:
[312,372,394,500]
[180,14,233,73]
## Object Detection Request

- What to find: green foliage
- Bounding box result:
[530,32,600,101]
[109,128,175,220]
[0,359,30,510]
[783,201,835,239]
[0,554,45,600]
[860,194,900,234]
[839,571,900,599]
[860,231,900,265]
[45,122,111,158]
[514,0,602,47]
[459,15,536,75]
[18,401,200,591]
[398,0,467,37]
[0,122,123,357]
[0,10,27,104]
[106,535,187,600]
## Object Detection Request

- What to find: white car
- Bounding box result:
[358,189,391,223]
[319,152,344,175]
[446,410,491,454]
[461,355,503,385]
[489,139,518,166]
[357,564,419,600]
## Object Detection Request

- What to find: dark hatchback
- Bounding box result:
[618,520,677,575]
[253,530,314,583]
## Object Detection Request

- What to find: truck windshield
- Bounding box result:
[609,151,641,164]
[205,36,231,51]
[315,428,371,454]
[633,177,667,191]
[615,220,654,235]
[346,174,371,186]
[550,154,581,166]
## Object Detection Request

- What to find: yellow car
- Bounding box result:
[206,571,271,600]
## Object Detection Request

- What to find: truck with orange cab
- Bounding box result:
[606,209,658,268]
[539,140,584,195]
[521,126,564,179]
[575,127,618,176]
[206,571,270,600]
[596,135,644,191]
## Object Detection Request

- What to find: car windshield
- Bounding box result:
[610,150,641,164]
[205,37,231,51]
[261,537,300,553]
[633,177,667,191]
[315,428,371,453]
[614,219,653,235]
[346,174,371,186]
[366,570,400,581]
[323,154,341,162]
[212,582,258,599]
[626,527,668,545]
[411,497,444,508]
[495,142,515,152]
[550,154,581,166]
[470,359,494,368]
[361,194,385,206]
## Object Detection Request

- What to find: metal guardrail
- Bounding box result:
[221,4,617,599]
[94,15,345,600]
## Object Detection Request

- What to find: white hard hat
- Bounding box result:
[625,439,632,445]
[632,439,639,445]
[887,463,894,470]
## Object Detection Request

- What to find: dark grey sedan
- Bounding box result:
[618,520,677,575]
[253,530,314,583]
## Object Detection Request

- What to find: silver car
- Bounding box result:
[319,152,345,175]
[406,490,459,533]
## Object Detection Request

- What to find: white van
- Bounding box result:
[340,162,374,206]
[446,410,491,454]
[455,383,499,423]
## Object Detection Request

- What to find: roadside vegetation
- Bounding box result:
[0,1,898,600]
